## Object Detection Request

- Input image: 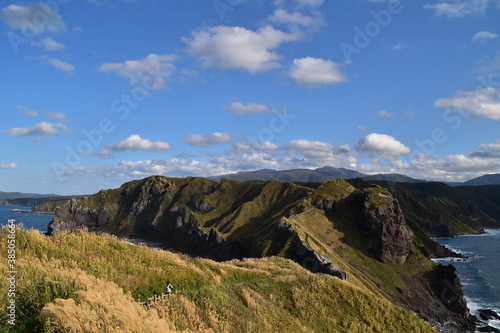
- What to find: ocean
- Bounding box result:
[0,204,54,234]
[433,229,500,330]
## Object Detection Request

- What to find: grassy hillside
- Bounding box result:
[0,228,435,333]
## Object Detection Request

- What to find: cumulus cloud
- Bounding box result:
[0,4,66,34]
[4,122,71,136]
[232,141,280,154]
[472,31,498,42]
[434,87,500,120]
[285,139,357,167]
[224,102,272,115]
[423,0,489,18]
[290,57,346,87]
[99,53,177,89]
[183,132,231,147]
[184,25,298,73]
[478,140,500,152]
[0,163,18,169]
[31,37,65,50]
[356,133,410,156]
[107,135,171,152]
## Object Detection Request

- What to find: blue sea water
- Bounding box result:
[433,229,500,329]
[0,205,54,233]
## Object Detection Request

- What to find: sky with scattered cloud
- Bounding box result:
[1,0,500,194]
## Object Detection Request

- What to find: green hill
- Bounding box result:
[0,228,435,333]
[41,175,489,331]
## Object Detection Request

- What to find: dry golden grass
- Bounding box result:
[0,227,436,333]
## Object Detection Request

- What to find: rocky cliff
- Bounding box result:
[47,176,478,332]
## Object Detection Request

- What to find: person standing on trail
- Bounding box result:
[166,281,173,295]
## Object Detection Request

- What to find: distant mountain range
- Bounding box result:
[461,173,500,186]
[210,167,500,186]
[0,191,58,202]
[1,170,499,205]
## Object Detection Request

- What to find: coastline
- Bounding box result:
[433,229,500,331]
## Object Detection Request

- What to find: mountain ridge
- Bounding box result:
[45,175,500,332]
[210,167,500,186]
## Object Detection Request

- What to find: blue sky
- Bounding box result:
[1,0,500,195]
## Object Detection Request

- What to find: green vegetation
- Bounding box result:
[310,179,355,203]
[0,228,435,333]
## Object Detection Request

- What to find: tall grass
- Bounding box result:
[0,227,435,332]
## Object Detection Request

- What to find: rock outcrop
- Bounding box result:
[314,183,414,264]
[355,188,415,264]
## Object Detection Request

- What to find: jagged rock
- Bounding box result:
[275,219,295,236]
[207,228,225,247]
[428,264,469,315]
[295,236,347,280]
[478,309,500,321]
[356,190,415,264]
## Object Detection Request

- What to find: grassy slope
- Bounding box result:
[0,228,435,333]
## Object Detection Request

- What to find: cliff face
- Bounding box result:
[47,176,477,332]
[356,188,414,264]
[314,182,414,264]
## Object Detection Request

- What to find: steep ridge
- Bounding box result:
[349,179,500,237]
[46,175,485,331]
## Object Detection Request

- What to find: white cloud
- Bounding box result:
[296,0,324,6]
[31,37,65,50]
[46,112,68,122]
[184,25,298,73]
[46,58,75,73]
[290,57,347,87]
[356,133,410,156]
[285,139,356,167]
[16,105,37,117]
[478,140,500,152]
[0,4,66,34]
[434,87,500,120]
[472,31,498,42]
[99,53,177,89]
[107,135,171,152]
[357,125,371,132]
[269,8,320,27]
[0,163,18,169]
[95,149,113,159]
[232,141,280,154]
[392,41,407,50]
[4,122,71,136]
[224,102,272,115]
[423,0,489,18]
[375,110,394,118]
[183,132,231,147]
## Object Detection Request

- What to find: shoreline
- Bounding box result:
[433,229,500,331]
